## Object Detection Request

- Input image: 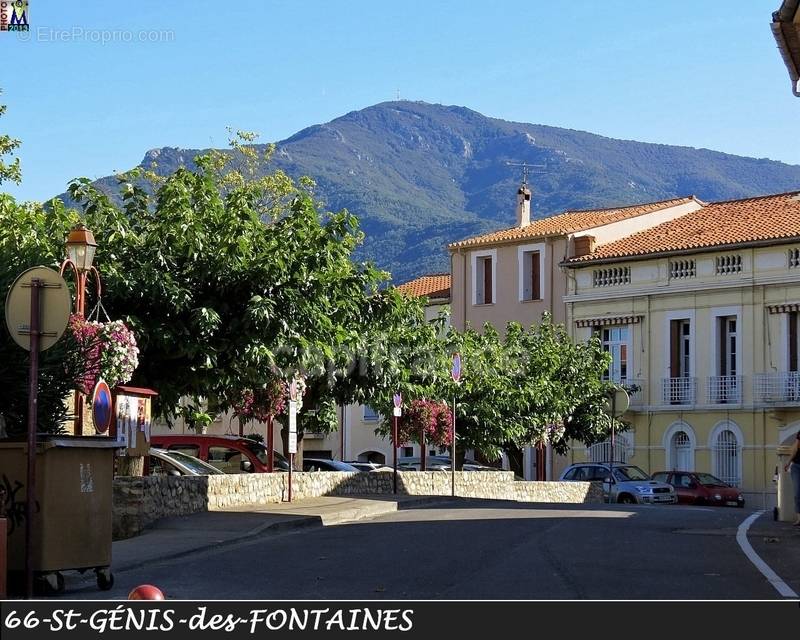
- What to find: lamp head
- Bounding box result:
[65,223,97,272]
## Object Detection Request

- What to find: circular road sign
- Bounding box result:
[451,353,462,383]
[91,379,113,433]
[4,266,71,352]
[604,387,630,418]
[393,393,402,408]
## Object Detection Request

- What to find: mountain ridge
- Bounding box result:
[62,101,800,283]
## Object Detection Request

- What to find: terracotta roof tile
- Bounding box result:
[568,191,800,264]
[448,197,698,250]
[396,273,451,300]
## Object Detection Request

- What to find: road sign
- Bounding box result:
[288,431,297,454]
[451,353,462,383]
[289,380,298,402]
[289,400,297,433]
[604,388,630,418]
[393,393,402,417]
[91,379,113,433]
[5,266,70,351]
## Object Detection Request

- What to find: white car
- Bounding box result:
[559,462,677,504]
[346,461,394,472]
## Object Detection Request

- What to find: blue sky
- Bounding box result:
[2,0,797,201]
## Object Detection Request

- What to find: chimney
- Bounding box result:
[516,185,532,227]
[573,235,596,258]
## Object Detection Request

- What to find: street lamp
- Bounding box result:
[604,386,630,504]
[60,223,101,317]
[60,223,102,435]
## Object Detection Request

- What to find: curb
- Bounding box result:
[112,495,460,574]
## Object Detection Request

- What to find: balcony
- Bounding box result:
[661,377,697,405]
[707,375,743,405]
[753,372,800,406]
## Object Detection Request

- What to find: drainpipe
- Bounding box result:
[460,248,467,330]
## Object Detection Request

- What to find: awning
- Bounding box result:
[575,315,643,328]
[768,303,800,314]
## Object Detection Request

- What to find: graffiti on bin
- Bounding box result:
[1,474,40,535]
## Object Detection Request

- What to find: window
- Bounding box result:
[402,447,414,458]
[715,254,742,275]
[790,311,799,373]
[363,405,379,422]
[669,259,696,279]
[208,446,249,473]
[670,431,692,471]
[600,326,629,383]
[789,248,800,269]
[167,444,200,457]
[519,247,542,301]
[476,255,493,304]
[713,430,740,487]
[670,319,691,378]
[593,267,630,287]
[718,316,737,377]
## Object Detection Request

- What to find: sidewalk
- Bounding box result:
[746,511,800,597]
[112,495,454,573]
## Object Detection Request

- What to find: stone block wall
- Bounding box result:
[113,471,602,539]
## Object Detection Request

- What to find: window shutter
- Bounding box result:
[670,320,680,378]
[531,252,541,300]
[790,312,798,373]
[484,258,493,304]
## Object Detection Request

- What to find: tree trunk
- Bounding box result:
[505,444,525,479]
[117,455,145,477]
[454,445,466,471]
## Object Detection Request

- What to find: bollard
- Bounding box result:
[128,584,165,600]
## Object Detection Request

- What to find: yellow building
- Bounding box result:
[447,184,702,479]
[562,191,800,509]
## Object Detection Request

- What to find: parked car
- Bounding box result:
[302,458,360,472]
[150,434,290,473]
[559,462,677,505]
[146,447,226,476]
[650,471,745,507]
[345,461,394,472]
[397,456,451,471]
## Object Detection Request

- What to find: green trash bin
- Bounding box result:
[0,435,120,594]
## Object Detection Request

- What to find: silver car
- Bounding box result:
[559,463,677,504]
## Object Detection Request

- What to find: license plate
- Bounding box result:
[726,501,738,506]
[654,496,672,502]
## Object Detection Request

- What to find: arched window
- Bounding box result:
[670,431,692,471]
[713,429,740,486]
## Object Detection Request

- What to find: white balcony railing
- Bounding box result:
[753,372,800,405]
[707,375,743,404]
[661,377,697,405]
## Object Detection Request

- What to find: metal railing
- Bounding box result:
[585,441,630,464]
[661,377,697,405]
[753,372,800,405]
[707,375,743,404]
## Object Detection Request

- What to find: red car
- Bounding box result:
[650,471,744,507]
[150,434,289,473]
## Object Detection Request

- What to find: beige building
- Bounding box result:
[562,191,800,509]
[447,184,702,478]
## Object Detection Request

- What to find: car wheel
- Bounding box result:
[618,494,636,504]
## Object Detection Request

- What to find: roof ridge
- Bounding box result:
[706,189,800,206]
[560,195,694,215]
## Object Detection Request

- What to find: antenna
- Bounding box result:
[396,88,401,101]
[505,161,547,186]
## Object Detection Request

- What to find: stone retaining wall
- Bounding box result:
[113,471,603,539]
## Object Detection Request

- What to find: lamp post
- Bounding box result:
[60,224,102,435]
[604,386,630,504]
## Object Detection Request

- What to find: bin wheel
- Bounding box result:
[96,568,114,591]
[36,572,65,595]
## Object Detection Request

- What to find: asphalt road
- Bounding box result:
[66,500,782,600]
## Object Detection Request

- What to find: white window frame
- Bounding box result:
[663,421,696,472]
[709,306,741,378]
[708,420,744,487]
[662,309,695,379]
[471,248,497,306]
[517,242,546,302]
[600,325,630,384]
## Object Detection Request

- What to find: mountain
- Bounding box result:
[63,101,800,284]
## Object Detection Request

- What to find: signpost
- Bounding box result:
[392,393,402,494]
[5,266,70,599]
[604,386,630,504]
[287,382,298,502]
[451,353,461,497]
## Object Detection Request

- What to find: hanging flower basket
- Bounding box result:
[66,314,139,393]
[396,399,453,447]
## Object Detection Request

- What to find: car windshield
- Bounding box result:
[162,450,224,475]
[612,466,650,482]
[696,473,728,487]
